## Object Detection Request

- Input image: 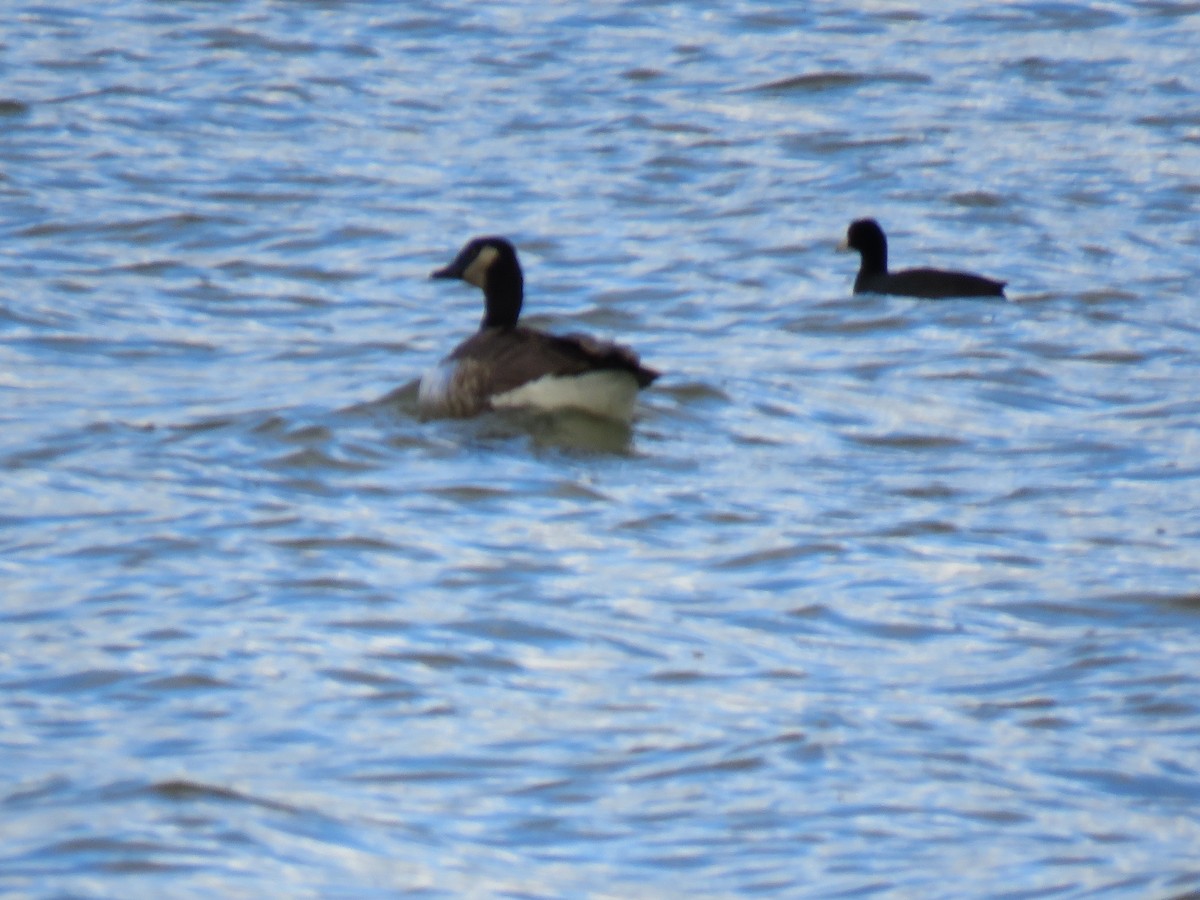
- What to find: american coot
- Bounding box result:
[419,236,659,423]
[842,218,1006,299]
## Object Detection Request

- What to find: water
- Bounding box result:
[3,1,1200,896]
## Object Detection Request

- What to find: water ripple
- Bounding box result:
[2,0,1200,897]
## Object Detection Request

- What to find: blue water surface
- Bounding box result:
[2,1,1200,897]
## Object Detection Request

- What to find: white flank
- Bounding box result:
[417,361,457,414]
[492,370,640,423]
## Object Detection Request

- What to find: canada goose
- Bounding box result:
[842,218,1006,299]
[419,236,659,423]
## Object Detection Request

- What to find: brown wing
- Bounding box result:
[448,327,659,399]
[553,332,660,388]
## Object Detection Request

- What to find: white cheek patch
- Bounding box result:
[461,244,499,288]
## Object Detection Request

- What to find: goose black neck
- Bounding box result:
[480,255,524,330]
